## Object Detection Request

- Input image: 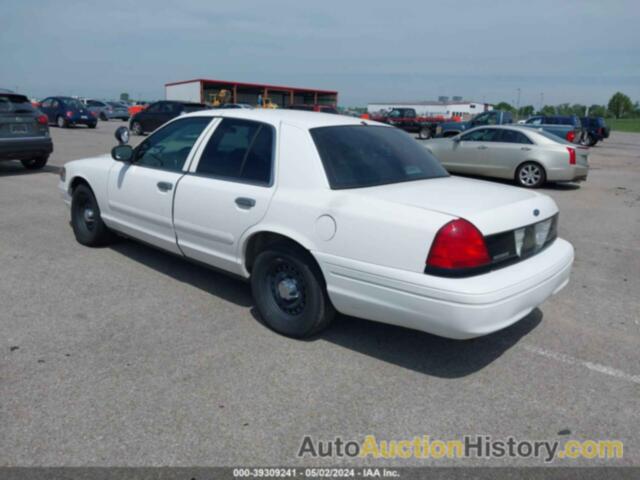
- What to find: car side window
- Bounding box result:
[41,98,52,108]
[133,117,212,171]
[52,100,60,109]
[196,118,274,185]
[499,130,533,144]
[460,128,500,142]
[145,103,161,113]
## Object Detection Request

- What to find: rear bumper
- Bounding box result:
[547,164,588,182]
[0,137,53,160]
[315,238,574,339]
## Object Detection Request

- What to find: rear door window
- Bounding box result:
[195,118,274,185]
[498,129,532,144]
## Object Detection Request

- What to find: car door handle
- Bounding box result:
[521,147,532,151]
[235,197,256,209]
[477,145,488,150]
[157,181,173,192]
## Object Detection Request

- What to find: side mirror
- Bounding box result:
[115,126,130,145]
[111,145,133,162]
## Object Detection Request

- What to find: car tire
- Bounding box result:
[251,243,335,338]
[516,162,546,188]
[131,121,143,135]
[585,133,597,147]
[71,184,116,247]
[88,122,97,129]
[100,112,108,121]
[56,115,67,128]
[21,156,48,170]
[418,127,432,140]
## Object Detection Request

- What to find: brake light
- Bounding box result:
[37,114,48,125]
[598,127,603,136]
[566,130,575,142]
[91,111,97,117]
[567,147,576,165]
[426,219,490,271]
[66,111,73,118]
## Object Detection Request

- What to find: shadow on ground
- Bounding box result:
[111,239,541,379]
[0,161,60,177]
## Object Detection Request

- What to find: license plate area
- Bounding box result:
[10,124,28,134]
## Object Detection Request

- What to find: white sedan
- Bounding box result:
[425,126,589,188]
[59,110,574,340]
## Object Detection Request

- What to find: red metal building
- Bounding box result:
[165,78,338,107]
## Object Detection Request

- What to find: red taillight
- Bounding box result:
[91,111,97,117]
[567,147,576,165]
[566,131,575,143]
[66,111,73,118]
[37,114,48,125]
[598,127,604,136]
[426,219,490,271]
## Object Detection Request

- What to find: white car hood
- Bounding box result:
[354,176,558,235]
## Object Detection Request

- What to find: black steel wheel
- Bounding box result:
[251,243,335,338]
[71,184,116,246]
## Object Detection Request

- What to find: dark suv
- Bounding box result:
[580,117,610,146]
[0,90,53,169]
[129,101,208,135]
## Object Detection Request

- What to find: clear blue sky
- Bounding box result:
[1,0,638,107]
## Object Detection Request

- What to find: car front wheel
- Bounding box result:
[516,162,546,188]
[71,184,116,247]
[56,115,67,128]
[131,121,143,135]
[251,244,335,338]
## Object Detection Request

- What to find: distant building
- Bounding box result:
[367,100,492,119]
[165,78,338,107]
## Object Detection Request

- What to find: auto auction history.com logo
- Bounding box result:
[297,435,624,463]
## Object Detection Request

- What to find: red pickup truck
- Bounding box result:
[370,107,445,139]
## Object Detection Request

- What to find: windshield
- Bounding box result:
[310,125,449,189]
[0,94,35,114]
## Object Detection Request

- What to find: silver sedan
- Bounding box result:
[424,125,589,188]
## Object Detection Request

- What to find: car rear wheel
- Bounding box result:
[131,121,143,135]
[56,115,67,128]
[21,156,48,170]
[516,162,546,188]
[99,112,108,121]
[583,133,597,147]
[71,184,116,247]
[251,243,335,338]
[418,126,432,140]
[88,122,97,129]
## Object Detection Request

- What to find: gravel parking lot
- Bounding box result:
[1,121,638,466]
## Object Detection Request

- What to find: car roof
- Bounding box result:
[181,108,382,129]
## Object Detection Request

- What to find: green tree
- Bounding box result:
[539,105,556,116]
[570,104,587,116]
[518,105,535,117]
[608,92,633,118]
[556,103,573,115]
[120,92,130,102]
[493,101,515,112]
[587,104,607,117]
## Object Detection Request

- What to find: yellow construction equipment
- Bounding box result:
[209,89,231,107]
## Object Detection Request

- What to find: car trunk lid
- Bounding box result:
[353,176,558,235]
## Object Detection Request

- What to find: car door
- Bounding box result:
[106,116,213,253]
[137,102,161,132]
[445,128,495,173]
[173,117,277,274]
[482,129,534,178]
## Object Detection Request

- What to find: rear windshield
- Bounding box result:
[310,125,449,189]
[0,94,35,114]
[183,104,207,113]
[61,98,84,109]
